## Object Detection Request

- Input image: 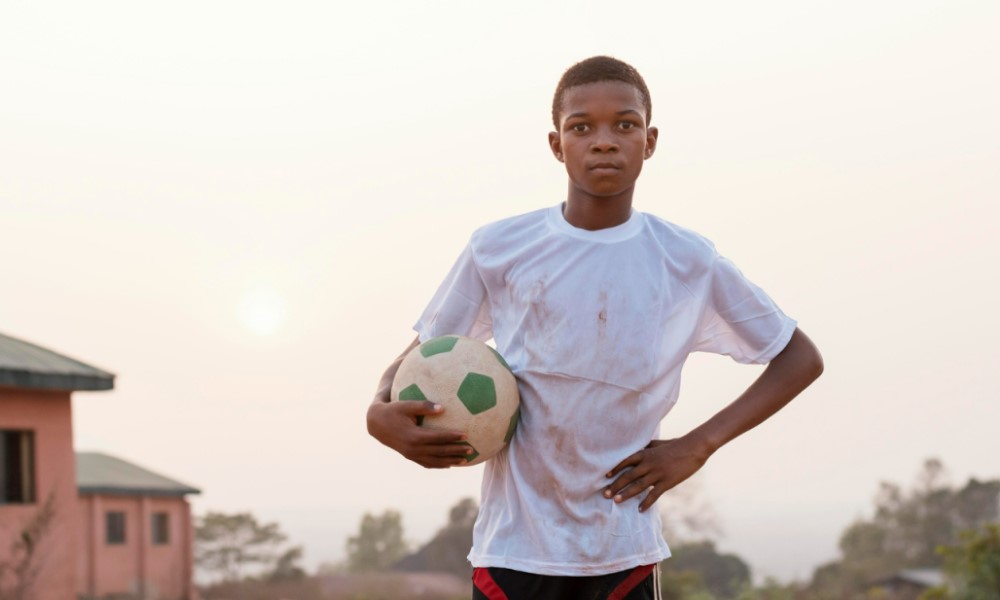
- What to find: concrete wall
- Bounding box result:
[0,387,78,600]
[77,493,195,600]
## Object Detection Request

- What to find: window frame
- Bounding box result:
[152,511,170,545]
[0,429,36,505]
[106,510,126,545]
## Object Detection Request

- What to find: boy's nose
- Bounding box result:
[590,136,619,153]
[590,126,620,152]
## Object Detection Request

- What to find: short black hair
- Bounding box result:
[552,56,652,129]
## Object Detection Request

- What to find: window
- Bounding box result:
[152,512,169,545]
[106,511,126,544]
[0,430,35,504]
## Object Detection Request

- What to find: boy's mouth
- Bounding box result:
[589,162,622,175]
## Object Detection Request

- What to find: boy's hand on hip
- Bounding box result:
[604,436,710,512]
[366,400,471,469]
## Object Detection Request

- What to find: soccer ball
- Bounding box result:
[391,335,520,466]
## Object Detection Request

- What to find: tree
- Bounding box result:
[345,509,409,572]
[921,523,1000,600]
[264,546,307,582]
[807,459,1000,598]
[655,476,750,599]
[195,511,294,582]
[423,497,478,578]
[661,540,752,600]
[0,492,56,600]
[659,568,714,600]
[392,497,479,578]
[447,497,478,530]
[736,578,805,600]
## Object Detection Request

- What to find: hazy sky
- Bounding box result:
[2,0,998,583]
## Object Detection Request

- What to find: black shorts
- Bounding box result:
[472,564,659,600]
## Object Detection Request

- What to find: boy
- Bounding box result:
[368,56,823,599]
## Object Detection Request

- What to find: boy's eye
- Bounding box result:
[619,121,636,130]
[571,123,589,132]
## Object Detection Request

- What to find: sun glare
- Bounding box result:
[238,287,287,336]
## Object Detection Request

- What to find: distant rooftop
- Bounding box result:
[872,568,945,589]
[895,569,944,587]
[77,452,200,497]
[0,331,114,391]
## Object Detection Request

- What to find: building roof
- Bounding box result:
[77,452,200,497]
[872,568,945,589]
[896,569,945,587]
[0,332,115,391]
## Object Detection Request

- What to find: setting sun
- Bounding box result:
[238,287,287,336]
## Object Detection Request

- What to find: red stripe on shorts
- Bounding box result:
[473,568,509,600]
[607,563,656,600]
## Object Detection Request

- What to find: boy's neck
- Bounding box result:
[562,190,634,231]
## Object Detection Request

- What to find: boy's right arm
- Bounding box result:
[367,335,473,469]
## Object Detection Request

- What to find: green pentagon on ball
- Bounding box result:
[456,372,496,414]
[398,383,427,401]
[504,408,520,444]
[419,336,459,357]
[398,383,428,425]
[457,441,480,463]
[488,346,512,371]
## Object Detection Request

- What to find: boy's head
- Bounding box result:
[551,56,652,129]
[548,56,658,204]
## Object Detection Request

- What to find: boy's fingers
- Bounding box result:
[415,455,466,469]
[615,475,650,503]
[413,444,475,468]
[399,400,445,415]
[399,402,466,438]
[605,466,646,499]
[639,485,667,512]
[425,443,476,458]
[413,428,467,444]
[606,451,643,478]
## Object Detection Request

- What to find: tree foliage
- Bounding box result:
[265,546,307,582]
[736,578,806,600]
[345,509,409,572]
[421,497,478,578]
[808,459,1000,598]
[661,540,752,600]
[656,476,750,599]
[195,511,299,582]
[921,523,1000,600]
[659,568,714,600]
[391,497,478,578]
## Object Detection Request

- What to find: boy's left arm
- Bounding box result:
[604,327,824,512]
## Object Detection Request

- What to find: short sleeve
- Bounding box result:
[413,243,493,342]
[692,254,797,364]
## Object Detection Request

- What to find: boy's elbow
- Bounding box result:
[808,348,824,381]
[783,327,823,382]
[796,329,824,382]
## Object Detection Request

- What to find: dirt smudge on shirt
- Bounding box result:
[597,289,609,343]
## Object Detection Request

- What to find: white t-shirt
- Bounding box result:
[414,204,797,576]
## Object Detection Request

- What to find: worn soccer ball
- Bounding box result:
[391,335,520,466]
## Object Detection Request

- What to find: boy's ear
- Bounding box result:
[644,126,659,159]
[548,131,564,163]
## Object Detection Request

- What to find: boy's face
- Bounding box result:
[548,81,658,201]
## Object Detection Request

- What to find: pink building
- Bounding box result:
[0,332,199,600]
[77,452,200,600]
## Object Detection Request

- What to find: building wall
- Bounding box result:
[0,387,78,600]
[78,493,194,600]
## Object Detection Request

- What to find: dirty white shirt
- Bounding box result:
[414,204,797,576]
